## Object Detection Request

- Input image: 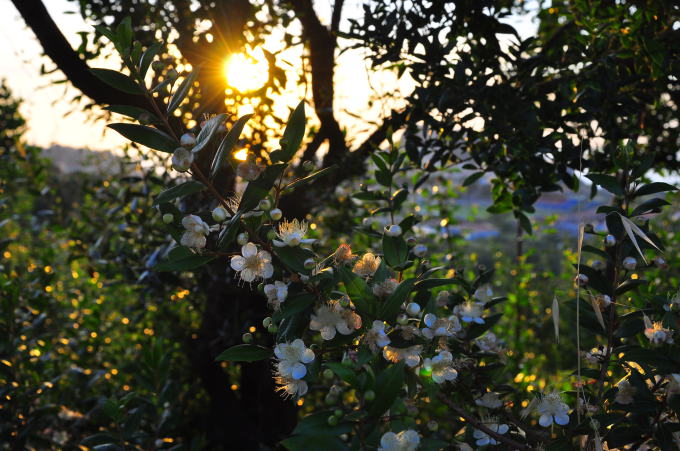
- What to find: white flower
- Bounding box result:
[353,252,381,277]
[274,339,315,380]
[378,429,420,451]
[383,345,422,368]
[180,214,210,249]
[475,332,503,353]
[614,380,636,405]
[473,420,509,446]
[412,244,427,257]
[212,206,229,222]
[583,346,608,364]
[310,301,362,340]
[273,219,315,247]
[264,281,288,309]
[365,320,391,353]
[475,392,503,409]
[421,314,461,340]
[333,243,356,265]
[423,350,458,384]
[373,279,399,298]
[171,147,193,172]
[536,392,570,427]
[473,284,493,303]
[230,242,274,282]
[643,314,674,345]
[454,301,485,324]
[275,374,308,399]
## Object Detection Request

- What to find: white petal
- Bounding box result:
[230,256,246,271]
[242,242,257,257]
[423,313,436,327]
[474,317,485,324]
[240,268,256,282]
[554,412,570,425]
[258,250,272,263]
[320,327,336,340]
[476,438,490,447]
[291,362,307,380]
[273,240,286,247]
[301,348,315,364]
[262,263,274,279]
[497,424,509,434]
[539,414,553,427]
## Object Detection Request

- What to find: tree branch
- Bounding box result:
[11,0,148,109]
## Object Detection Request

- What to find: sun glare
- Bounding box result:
[224,51,269,93]
[234,148,249,161]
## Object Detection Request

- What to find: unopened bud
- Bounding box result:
[237,233,248,246]
[604,234,616,247]
[267,229,277,240]
[334,409,343,417]
[212,206,229,222]
[267,324,278,334]
[406,237,417,247]
[270,208,282,221]
[397,314,408,325]
[180,133,196,148]
[327,415,338,426]
[413,244,427,258]
[242,332,253,343]
[262,317,272,328]
[575,273,589,287]
[303,160,316,172]
[162,213,174,224]
[304,258,316,270]
[406,302,421,316]
[171,147,193,172]
[427,420,439,431]
[654,256,668,269]
[166,69,178,81]
[151,61,165,72]
[622,257,637,270]
[384,224,402,237]
[257,199,271,211]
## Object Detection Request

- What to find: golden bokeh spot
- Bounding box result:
[234,148,248,161]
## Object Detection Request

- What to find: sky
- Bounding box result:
[0,0,537,153]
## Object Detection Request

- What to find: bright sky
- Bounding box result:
[0,0,538,153]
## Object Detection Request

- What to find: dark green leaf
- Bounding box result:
[153,181,205,206]
[108,123,177,153]
[631,197,671,216]
[139,43,162,79]
[103,105,158,123]
[277,101,306,162]
[586,174,624,196]
[192,113,227,154]
[286,166,337,191]
[91,68,140,95]
[153,251,215,272]
[325,362,359,388]
[215,344,272,362]
[167,69,199,115]
[273,245,315,274]
[463,171,484,186]
[382,234,408,268]
[368,362,405,417]
[239,164,286,211]
[381,278,415,322]
[217,212,242,250]
[634,182,677,197]
[338,266,375,318]
[210,114,252,177]
[273,294,315,322]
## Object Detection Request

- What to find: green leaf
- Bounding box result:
[192,113,227,154]
[634,182,677,197]
[217,212,242,250]
[108,123,177,153]
[91,68,141,95]
[286,166,337,191]
[153,181,205,206]
[586,174,624,196]
[273,294,316,322]
[115,16,133,53]
[631,197,670,217]
[153,250,215,272]
[167,69,199,115]
[325,362,359,388]
[338,266,375,318]
[239,164,286,212]
[215,344,272,362]
[382,234,408,268]
[381,278,415,322]
[273,245,315,274]
[282,434,349,451]
[139,43,162,79]
[413,278,461,291]
[211,114,252,178]
[463,171,484,186]
[103,105,158,123]
[291,412,353,437]
[368,362,405,417]
[276,101,306,162]
[391,188,408,208]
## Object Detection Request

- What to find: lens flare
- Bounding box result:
[224,51,269,93]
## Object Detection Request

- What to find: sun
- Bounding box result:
[224,50,269,93]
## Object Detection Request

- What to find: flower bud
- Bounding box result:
[151,61,165,72]
[242,332,253,343]
[237,233,248,246]
[406,237,417,247]
[413,244,427,257]
[397,314,408,325]
[270,208,283,221]
[592,259,605,271]
[171,147,193,172]
[304,258,316,270]
[327,415,338,426]
[622,257,637,270]
[162,213,174,224]
[654,256,668,269]
[600,295,612,308]
[604,234,616,247]
[323,368,334,380]
[325,394,337,405]
[302,160,316,172]
[406,302,421,316]
[364,390,375,401]
[267,229,277,240]
[384,224,402,237]
[334,409,343,417]
[427,420,439,431]
[258,199,272,211]
[267,324,278,334]
[575,273,589,287]
[262,317,272,328]
[180,133,196,148]
[212,206,229,222]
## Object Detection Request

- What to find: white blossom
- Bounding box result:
[264,281,288,309]
[365,320,391,353]
[435,290,450,306]
[643,315,674,345]
[383,345,422,368]
[475,332,503,353]
[615,380,636,405]
[373,278,399,298]
[333,243,356,265]
[536,391,570,427]
[180,214,210,249]
[273,219,315,247]
[179,133,196,147]
[473,419,509,447]
[473,284,493,303]
[423,350,458,384]
[275,374,308,399]
[274,339,315,380]
[353,252,381,277]
[475,392,503,409]
[421,314,461,340]
[309,301,362,340]
[454,301,485,324]
[378,430,420,451]
[230,242,274,283]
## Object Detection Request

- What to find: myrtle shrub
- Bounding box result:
[14,20,680,451]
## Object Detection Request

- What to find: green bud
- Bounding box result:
[323,369,334,380]
[267,324,278,334]
[304,258,316,270]
[334,409,343,417]
[166,69,178,81]
[364,390,375,401]
[327,415,338,426]
[242,332,253,343]
[303,160,316,172]
[427,420,438,431]
[162,213,174,224]
[267,229,277,240]
[257,283,265,293]
[212,206,229,222]
[258,199,272,211]
[262,317,272,328]
[151,61,165,72]
[270,208,282,221]
[324,394,337,406]
[237,232,248,246]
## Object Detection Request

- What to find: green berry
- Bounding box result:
[327,415,338,426]
[267,324,278,334]
[364,390,375,401]
[262,317,272,328]
[242,333,253,343]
